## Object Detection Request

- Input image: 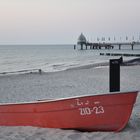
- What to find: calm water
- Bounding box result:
[0,45,140,74]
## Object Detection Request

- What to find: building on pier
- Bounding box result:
[77,33,87,50]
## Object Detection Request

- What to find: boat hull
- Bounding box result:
[0,91,138,132]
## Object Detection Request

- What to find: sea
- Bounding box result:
[0,44,140,75]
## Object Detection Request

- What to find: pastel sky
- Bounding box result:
[0,0,140,44]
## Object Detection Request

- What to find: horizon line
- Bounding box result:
[0,43,76,45]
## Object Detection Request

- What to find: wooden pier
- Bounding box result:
[76,42,140,50]
[76,33,140,50]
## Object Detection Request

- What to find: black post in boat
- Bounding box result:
[109,58,122,92]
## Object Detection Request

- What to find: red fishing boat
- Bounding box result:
[0,91,138,132]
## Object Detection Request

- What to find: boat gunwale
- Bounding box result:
[0,90,139,106]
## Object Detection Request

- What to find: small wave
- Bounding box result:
[122,58,140,66]
[44,62,80,72]
[66,62,109,71]
[52,63,65,68]
[0,69,42,75]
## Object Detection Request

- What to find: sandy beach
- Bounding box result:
[0,65,140,140]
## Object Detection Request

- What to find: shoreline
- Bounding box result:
[0,64,140,103]
[0,57,140,77]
